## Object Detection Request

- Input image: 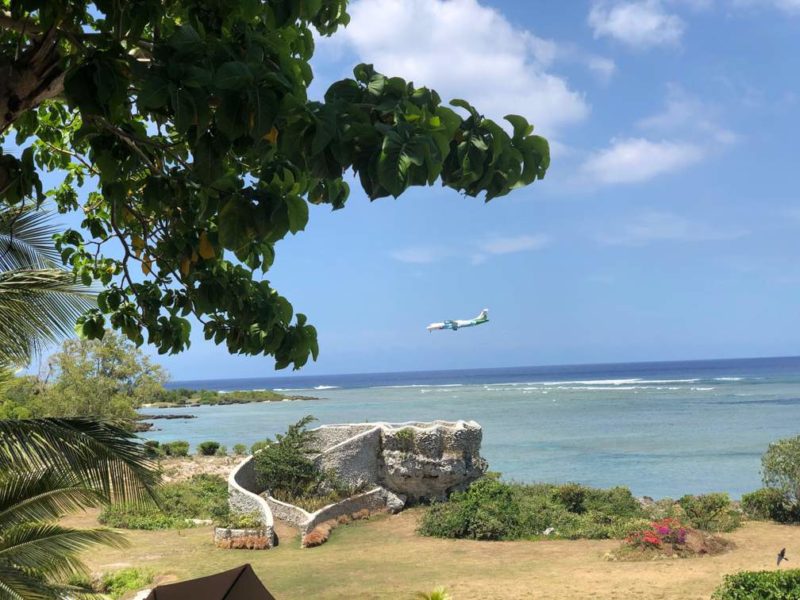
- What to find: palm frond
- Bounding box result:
[0,524,125,581]
[0,206,61,271]
[0,419,159,504]
[0,470,105,528]
[0,563,61,600]
[0,269,94,365]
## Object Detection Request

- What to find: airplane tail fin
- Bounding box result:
[478,308,489,321]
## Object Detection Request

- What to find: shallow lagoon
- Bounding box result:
[146,357,800,498]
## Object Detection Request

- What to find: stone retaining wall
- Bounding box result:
[227,455,275,548]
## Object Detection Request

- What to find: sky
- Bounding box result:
[27,0,800,380]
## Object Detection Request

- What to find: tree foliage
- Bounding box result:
[0,0,550,369]
[1,330,167,420]
[762,435,800,504]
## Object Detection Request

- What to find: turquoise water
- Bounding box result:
[145,357,800,498]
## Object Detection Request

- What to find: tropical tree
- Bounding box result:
[0,417,158,599]
[0,206,158,598]
[0,0,550,368]
[0,204,93,366]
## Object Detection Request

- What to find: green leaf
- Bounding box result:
[168,25,203,56]
[215,62,254,91]
[217,199,252,251]
[504,114,533,141]
[285,196,309,234]
[138,76,171,110]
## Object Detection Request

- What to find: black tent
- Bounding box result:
[144,564,276,599]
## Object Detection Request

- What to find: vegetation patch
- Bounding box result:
[197,440,220,456]
[419,476,650,541]
[677,493,741,532]
[99,474,228,530]
[252,415,365,512]
[609,517,733,561]
[395,427,416,451]
[712,569,800,599]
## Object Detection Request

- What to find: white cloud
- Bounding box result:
[580,85,737,186]
[589,1,685,48]
[321,0,589,133]
[637,84,738,145]
[472,234,551,264]
[392,234,550,265]
[586,56,618,82]
[597,211,748,245]
[582,137,706,184]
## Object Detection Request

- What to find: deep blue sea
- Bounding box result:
[144,357,800,499]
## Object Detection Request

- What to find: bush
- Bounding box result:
[252,415,321,498]
[762,435,800,504]
[396,428,415,451]
[143,440,163,458]
[216,444,228,456]
[250,439,270,454]
[741,488,798,523]
[99,474,227,529]
[678,493,741,532]
[213,504,264,529]
[162,440,189,457]
[197,440,220,456]
[100,568,154,599]
[712,569,800,599]
[233,443,247,456]
[418,477,647,541]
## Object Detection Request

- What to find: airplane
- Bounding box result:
[427,309,489,332]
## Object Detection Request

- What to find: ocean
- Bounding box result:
[146,356,800,499]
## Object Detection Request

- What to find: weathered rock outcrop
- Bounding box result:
[313,420,487,502]
[226,420,486,548]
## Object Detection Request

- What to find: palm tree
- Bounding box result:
[0,204,94,365]
[0,204,159,599]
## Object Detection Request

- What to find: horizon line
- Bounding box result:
[167,353,800,384]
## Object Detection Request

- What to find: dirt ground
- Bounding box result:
[70,507,800,600]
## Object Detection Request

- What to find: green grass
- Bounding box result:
[98,474,227,530]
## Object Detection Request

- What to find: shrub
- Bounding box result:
[252,415,321,498]
[762,435,800,504]
[143,440,163,458]
[100,568,154,599]
[233,443,247,455]
[712,569,800,599]
[741,487,798,523]
[250,439,270,454]
[99,474,227,529]
[162,440,189,457]
[216,444,228,456]
[552,482,586,514]
[396,428,415,451]
[419,477,646,541]
[678,493,741,532]
[215,510,264,529]
[197,441,220,456]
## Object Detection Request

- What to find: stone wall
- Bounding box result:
[302,487,388,535]
[314,426,382,489]
[227,455,275,548]
[225,419,486,548]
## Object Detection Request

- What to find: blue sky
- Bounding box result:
[31,0,800,379]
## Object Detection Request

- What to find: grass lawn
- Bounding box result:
[69,509,800,599]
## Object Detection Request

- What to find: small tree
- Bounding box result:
[233,444,247,456]
[762,435,800,504]
[197,441,220,456]
[253,416,320,498]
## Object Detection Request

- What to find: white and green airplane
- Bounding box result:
[427,309,489,332]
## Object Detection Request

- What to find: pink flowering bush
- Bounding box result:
[625,518,687,550]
